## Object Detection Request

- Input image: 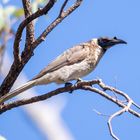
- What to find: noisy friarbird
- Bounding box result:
[0,36,127,103]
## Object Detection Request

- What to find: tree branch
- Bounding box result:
[0,0,56,97]
[0,78,139,140]
[13,0,55,63]
[22,0,35,49]
[0,79,140,117]
[58,0,69,17]
[32,0,83,49]
[0,0,83,97]
[107,94,133,140]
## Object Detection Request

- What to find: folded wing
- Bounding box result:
[32,43,90,80]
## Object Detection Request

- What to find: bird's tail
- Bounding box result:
[0,80,36,104]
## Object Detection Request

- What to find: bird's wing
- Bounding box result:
[32,43,90,80]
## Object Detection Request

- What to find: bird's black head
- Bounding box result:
[97,36,127,50]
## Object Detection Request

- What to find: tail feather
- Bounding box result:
[0,80,36,104]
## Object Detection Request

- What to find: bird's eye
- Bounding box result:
[114,36,117,40]
[102,38,109,42]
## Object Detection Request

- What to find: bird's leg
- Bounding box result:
[76,78,83,83]
[73,78,84,87]
[64,79,83,94]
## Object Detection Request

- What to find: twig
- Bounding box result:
[93,108,110,117]
[132,102,140,110]
[32,0,83,48]
[80,84,140,118]
[98,79,131,102]
[13,0,56,62]
[108,100,133,140]
[58,0,69,17]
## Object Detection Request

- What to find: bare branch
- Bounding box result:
[0,79,140,119]
[81,84,140,118]
[32,0,83,49]
[0,78,139,140]
[108,110,122,140]
[22,0,35,48]
[0,0,57,96]
[13,0,56,62]
[132,102,140,110]
[108,100,133,140]
[0,0,83,97]
[58,0,69,17]
[93,108,110,117]
[98,79,131,102]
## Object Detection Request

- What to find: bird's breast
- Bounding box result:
[87,46,104,68]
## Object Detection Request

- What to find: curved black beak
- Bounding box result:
[112,37,127,45]
[97,36,127,49]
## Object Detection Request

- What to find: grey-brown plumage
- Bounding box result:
[0,36,127,103]
[32,39,103,83]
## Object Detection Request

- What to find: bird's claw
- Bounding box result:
[76,78,83,83]
[65,82,73,93]
[65,82,73,87]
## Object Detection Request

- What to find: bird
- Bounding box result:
[0,36,127,103]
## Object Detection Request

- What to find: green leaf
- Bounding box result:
[13,8,24,17]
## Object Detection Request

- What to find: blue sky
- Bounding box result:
[0,0,140,140]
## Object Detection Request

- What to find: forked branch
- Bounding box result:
[0,0,83,97]
[0,79,139,140]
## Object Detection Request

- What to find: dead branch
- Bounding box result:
[0,79,139,117]
[0,0,83,97]
[58,0,69,17]
[0,78,139,140]
[13,0,56,62]
[98,79,131,102]
[107,93,133,140]
[0,0,56,97]
[32,0,83,48]
[22,0,35,48]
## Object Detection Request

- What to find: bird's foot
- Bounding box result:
[69,78,84,90]
[65,82,73,87]
[75,78,84,85]
[65,82,73,93]
[76,78,83,83]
